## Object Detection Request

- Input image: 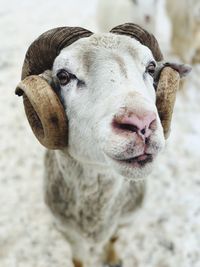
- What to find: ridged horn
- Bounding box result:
[15,27,93,149]
[110,23,163,61]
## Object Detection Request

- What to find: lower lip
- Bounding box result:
[117,154,153,167]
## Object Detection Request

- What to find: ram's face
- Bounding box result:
[53,34,165,180]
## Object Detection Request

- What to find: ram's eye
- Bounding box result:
[57,69,71,86]
[146,62,156,77]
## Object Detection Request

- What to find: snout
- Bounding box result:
[110,109,158,166]
[103,106,165,179]
[112,111,157,141]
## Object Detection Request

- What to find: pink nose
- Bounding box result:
[113,112,156,139]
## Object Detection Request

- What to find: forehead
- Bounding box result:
[54,33,154,72]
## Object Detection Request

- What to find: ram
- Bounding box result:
[16,24,190,267]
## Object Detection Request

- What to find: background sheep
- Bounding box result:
[97,0,200,64]
[0,1,200,267]
[166,0,200,64]
[97,0,172,54]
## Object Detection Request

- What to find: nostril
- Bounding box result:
[113,121,138,133]
[141,128,146,135]
[113,112,157,135]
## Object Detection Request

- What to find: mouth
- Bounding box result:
[114,153,153,167]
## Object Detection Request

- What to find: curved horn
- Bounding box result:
[15,27,93,149]
[110,23,180,138]
[110,23,163,61]
[16,73,69,149]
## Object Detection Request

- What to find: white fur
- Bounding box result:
[45,33,165,264]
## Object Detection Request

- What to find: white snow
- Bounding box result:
[0,1,199,266]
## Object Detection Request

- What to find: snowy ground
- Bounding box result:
[0,1,200,267]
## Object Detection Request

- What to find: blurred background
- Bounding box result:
[0,0,199,266]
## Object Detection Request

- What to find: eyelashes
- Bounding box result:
[57,69,75,86]
[56,69,85,87]
[145,61,156,77]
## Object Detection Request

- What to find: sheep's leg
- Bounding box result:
[104,236,122,267]
[73,258,84,267]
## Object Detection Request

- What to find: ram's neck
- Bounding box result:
[46,149,124,195]
[44,149,145,242]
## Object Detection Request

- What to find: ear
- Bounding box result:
[154,62,192,89]
[163,62,192,78]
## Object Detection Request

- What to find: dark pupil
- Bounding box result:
[57,70,70,85]
[148,65,155,75]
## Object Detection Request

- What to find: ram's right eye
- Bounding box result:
[146,61,156,77]
[57,69,71,86]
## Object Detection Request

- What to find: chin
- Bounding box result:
[107,153,156,181]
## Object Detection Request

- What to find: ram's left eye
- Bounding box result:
[57,69,71,86]
[146,61,156,77]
